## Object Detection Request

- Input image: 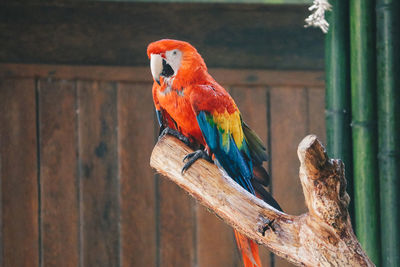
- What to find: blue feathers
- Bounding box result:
[196,111,255,194]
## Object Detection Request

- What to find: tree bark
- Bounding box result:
[150,134,374,266]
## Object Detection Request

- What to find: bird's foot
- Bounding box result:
[181,149,212,174]
[159,127,191,147]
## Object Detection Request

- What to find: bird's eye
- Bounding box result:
[173,50,177,55]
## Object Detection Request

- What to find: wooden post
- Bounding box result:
[150,135,374,266]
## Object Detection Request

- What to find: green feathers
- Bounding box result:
[242,122,268,166]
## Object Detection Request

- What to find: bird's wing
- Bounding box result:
[190,85,255,194]
[242,122,268,166]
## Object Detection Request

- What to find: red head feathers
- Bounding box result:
[147,39,209,88]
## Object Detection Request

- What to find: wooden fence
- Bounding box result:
[0,64,325,267]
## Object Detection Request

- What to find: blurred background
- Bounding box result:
[2,0,395,267]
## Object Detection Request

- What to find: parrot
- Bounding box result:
[147,39,282,267]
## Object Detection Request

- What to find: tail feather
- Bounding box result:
[252,180,283,212]
[234,230,262,267]
[252,165,270,187]
[243,122,267,166]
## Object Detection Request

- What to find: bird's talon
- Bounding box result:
[181,150,210,174]
[158,127,191,147]
[158,127,169,141]
[181,166,187,174]
[183,154,189,162]
[183,151,196,162]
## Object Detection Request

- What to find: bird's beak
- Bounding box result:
[150,54,162,85]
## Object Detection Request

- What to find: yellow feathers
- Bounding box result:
[212,110,244,149]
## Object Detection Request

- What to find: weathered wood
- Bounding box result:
[118,82,157,266]
[197,205,240,267]
[38,79,79,267]
[77,81,120,267]
[0,64,325,88]
[270,87,308,218]
[150,135,373,266]
[0,3,323,70]
[0,78,39,267]
[307,88,326,143]
[159,179,197,267]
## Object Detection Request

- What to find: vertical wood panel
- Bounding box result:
[270,87,308,267]
[231,86,272,266]
[0,78,39,267]
[159,180,196,267]
[307,88,326,143]
[118,82,157,267]
[197,206,239,267]
[38,79,79,267]
[0,64,325,267]
[0,121,2,267]
[77,81,120,267]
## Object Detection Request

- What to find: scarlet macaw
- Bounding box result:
[147,39,282,267]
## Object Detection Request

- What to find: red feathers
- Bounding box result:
[147,39,196,58]
[235,230,262,267]
[148,39,208,89]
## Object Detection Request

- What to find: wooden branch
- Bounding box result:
[150,135,374,266]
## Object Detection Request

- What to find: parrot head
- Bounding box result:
[147,39,207,87]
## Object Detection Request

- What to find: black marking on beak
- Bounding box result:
[161,59,174,77]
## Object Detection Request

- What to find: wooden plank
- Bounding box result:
[0,64,325,88]
[270,87,308,267]
[38,79,79,267]
[132,0,313,3]
[0,3,323,70]
[0,127,2,267]
[118,82,157,266]
[77,81,120,267]
[0,78,39,267]
[231,86,272,266]
[159,179,196,266]
[211,69,325,88]
[197,205,240,267]
[307,87,326,143]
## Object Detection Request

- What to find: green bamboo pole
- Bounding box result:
[376,0,400,265]
[325,0,354,222]
[350,0,380,264]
